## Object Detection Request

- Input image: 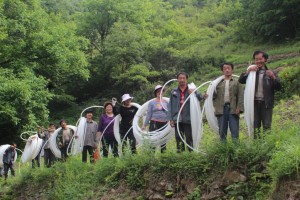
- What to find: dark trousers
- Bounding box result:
[149,120,167,153]
[254,100,273,139]
[32,152,41,168]
[120,128,136,154]
[217,103,239,142]
[44,148,55,167]
[102,136,119,157]
[4,163,15,180]
[82,145,95,163]
[175,122,193,152]
[60,141,70,161]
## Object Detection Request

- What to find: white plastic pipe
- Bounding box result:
[70,106,104,156]
[204,74,240,134]
[160,79,177,111]
[0,145,18,167]
[49,125,77,158]
[244,67,256,136]
[132,98,174,148]
[113,103,141,155]
[21,134,43,163]
[176,81,211,152]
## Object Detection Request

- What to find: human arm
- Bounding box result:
[270,71,282,91]
[237,82,244,114]
[142,101,153,130]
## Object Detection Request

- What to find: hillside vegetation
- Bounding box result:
[1,0,300,143]
[0,0,300,199]
[1,96,300,199]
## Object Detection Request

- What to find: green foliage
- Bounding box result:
[277,66,300,98]
[0,68,52,143]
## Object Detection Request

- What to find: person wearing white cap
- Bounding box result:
[167,72,204,152]
[113,94,138,154]
[142,85,168,152]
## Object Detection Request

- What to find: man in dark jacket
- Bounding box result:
[167,72,204,152]
[3,143,17,181]
[239,51,282,138]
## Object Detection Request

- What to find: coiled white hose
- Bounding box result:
[204,75,240,134]
[49,125,77,158]
[160,79,177,111]
[176,81,211,152]
[71,106,103,156]
[132,98,174,148]
[244,66,256,136]
[113,103,141,155]
[0,144,18,167]
[21,134,43,163]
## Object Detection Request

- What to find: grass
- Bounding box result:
[1,96,299,199]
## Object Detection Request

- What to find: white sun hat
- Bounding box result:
[121,94,133,102]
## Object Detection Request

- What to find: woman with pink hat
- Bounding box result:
[113,94,138,154]
[142,85,168,152]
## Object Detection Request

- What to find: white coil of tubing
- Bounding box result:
[113,103,141,145]
[21,134,43,163]
[204,75,240,134]
[49,125,77,158]
[73,117,86,156]
[176,81,211,152]
[0,145,18,167]
[204,75,224,133]
[188,83,203,150]
[244,66,256,136]
[132,98,174,147]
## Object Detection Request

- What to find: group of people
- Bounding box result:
[1,50,281,180]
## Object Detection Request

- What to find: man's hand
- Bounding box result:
[203,93,208,100]
[235,108,240,115]
[97,132,102,139]
[112,97,117,106]
[246,65,258,74]
[266,70,276,80]
[141,125,146,131]
[170,120,175,128]
[188,89,195,94]
[75,135,78,139]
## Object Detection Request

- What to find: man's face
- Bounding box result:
[223,64,233,76]
[254,53,267,68]
[177,74,187,87]
[61,121,67,128]
[86,112,93,120]
[49,125,56,132]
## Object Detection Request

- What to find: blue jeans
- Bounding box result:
[217,103,239,142]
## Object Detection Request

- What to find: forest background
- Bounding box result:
[0,0,300,145]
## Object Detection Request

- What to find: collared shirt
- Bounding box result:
[255,69,265,100]
[224,80,230,103]
[62,128,72,143]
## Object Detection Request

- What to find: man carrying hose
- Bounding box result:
[3,143,17,181]
[239,51,281,138]
[213,63,244,142]
[56,119,74,161]
[77,110,98,163]
[167,72,204,152]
